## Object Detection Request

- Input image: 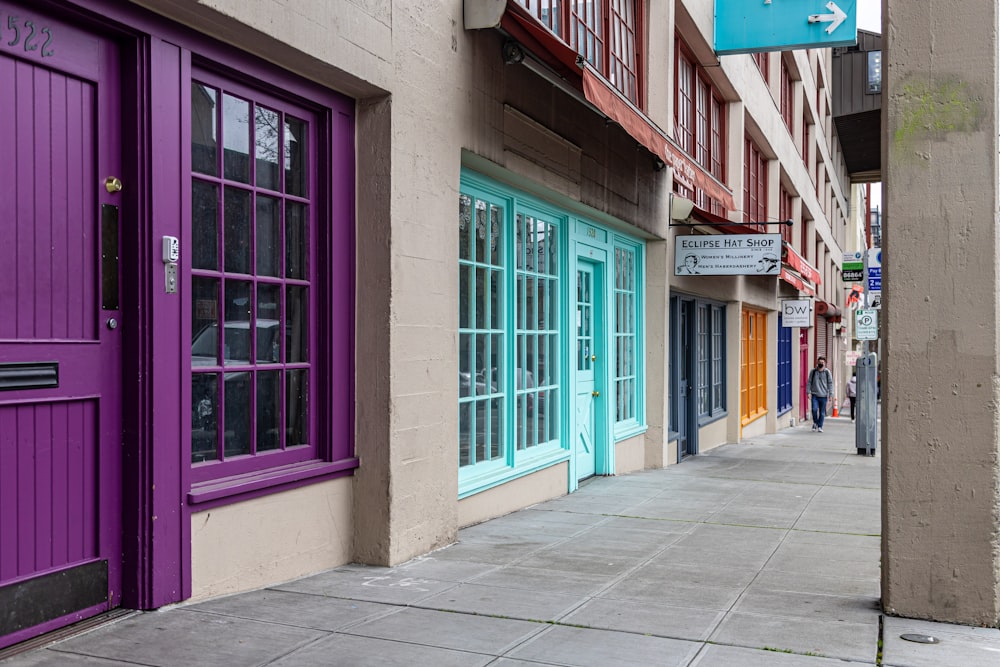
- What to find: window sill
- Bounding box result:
[740,410,768,427]
[614,422,648,442]
[697,410,727,428]
[188,457,359,506]
[459,445,570,499]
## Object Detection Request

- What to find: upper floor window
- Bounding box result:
[753,52,770,83]
[780,57,794,133]
[779,186,794,245]
[743,137,768,232]
[517,0,641,104]
[675,40,726,183]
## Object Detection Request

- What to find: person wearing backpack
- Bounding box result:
[808,356,834,432]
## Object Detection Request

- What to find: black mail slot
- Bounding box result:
[0,362,59,391]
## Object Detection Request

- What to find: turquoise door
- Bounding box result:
[574,258,604,479]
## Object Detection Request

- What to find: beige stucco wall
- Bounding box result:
[615,434,647,475]
[135,0,855,580]
[190,478,353,600]
[457,463,568,528]
[882,0,1000,626]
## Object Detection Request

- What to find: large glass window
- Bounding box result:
[459,173,645,495]
[458,180,565,494]
[741,308,768,424]
[516,0,642,104]
[743,137,768,232]
[777,316,793,415]
[188,68,352,489]
[613,242,641,429]
[675,38,728,214]
[697,303,726,417]
[515,212,560,452]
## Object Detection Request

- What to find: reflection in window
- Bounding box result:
[613,244,638,425]
[190,77,314,467]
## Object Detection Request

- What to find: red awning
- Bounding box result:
[782,243,822,284]
[781,268,815,296]
[500,2,583,83]
[492,1,735,212]
[580,68,735,212]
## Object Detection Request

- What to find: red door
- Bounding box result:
[0,5,123,648]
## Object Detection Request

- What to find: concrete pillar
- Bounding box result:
[882,0,1000,626]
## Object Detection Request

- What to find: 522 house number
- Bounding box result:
[2,14,55,57]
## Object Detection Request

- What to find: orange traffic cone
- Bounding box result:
[832,403,839,417]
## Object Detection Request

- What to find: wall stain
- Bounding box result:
[893,77,983,152]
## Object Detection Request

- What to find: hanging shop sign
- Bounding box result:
[675,234,782,276]
[715,0,858,55]
[781,299,813,327]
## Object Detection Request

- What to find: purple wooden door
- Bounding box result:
[0,7,123,649]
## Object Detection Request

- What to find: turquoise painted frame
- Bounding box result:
[610,235,646,442]
[458,168,646,498]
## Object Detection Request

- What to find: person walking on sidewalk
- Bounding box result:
[809,356,834,432]
[846,371,857,421]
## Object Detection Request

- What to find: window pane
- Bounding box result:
[256,195,281,277]
[286,369,308,446]
[459,194,473,261]
[255,106,280,190]
[192,180,219,270]
[191,277,220,365]
[224,371,251,457]
[257,370,281,452]
[490,204,503,266]
[224,188,252,274]
[191,373,218,463]
[257,284,281,362]
[475,267,487,330]
[286,285,308,363]
[223,281,252,364]
[459,402,473,466]
[459,266,472,330]
[285,201,307,280]
[284,116,308,197]
[223,94,251,183]
[191,84,218,176]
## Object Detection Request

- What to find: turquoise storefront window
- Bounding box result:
[458,169,646,497]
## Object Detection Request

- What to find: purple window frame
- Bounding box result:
[182,61,357,503]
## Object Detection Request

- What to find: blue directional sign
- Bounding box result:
[867,267,881,292]
[715,0,858,55]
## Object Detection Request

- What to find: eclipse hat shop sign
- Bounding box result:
[674,234,782,276]
[715,0,858,55]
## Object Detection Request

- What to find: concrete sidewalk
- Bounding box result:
[5,418,1000,666]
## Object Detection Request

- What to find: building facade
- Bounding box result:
[0,0,853,648]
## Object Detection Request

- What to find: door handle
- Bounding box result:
[591,355,596,361]
[592,391,600,397]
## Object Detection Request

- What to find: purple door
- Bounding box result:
[0,7,123,648]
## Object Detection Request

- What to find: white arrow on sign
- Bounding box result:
[808,1,848,34]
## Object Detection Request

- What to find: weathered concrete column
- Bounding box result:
[882,1,1000,626]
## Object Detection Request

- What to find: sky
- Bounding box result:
[856,0,882,32]
[855,0,882,208]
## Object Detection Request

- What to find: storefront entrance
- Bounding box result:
[574,255,605,480]
[0,8,124,648]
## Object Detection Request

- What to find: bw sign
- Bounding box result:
[781,300,812,328]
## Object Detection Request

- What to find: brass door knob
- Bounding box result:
[105,176,123,193]
[592,391,600,397]
[591,355,597,361]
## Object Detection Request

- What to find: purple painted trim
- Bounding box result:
[188,458,358,506]
[27,0,358,614]
[0,601,109,651]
